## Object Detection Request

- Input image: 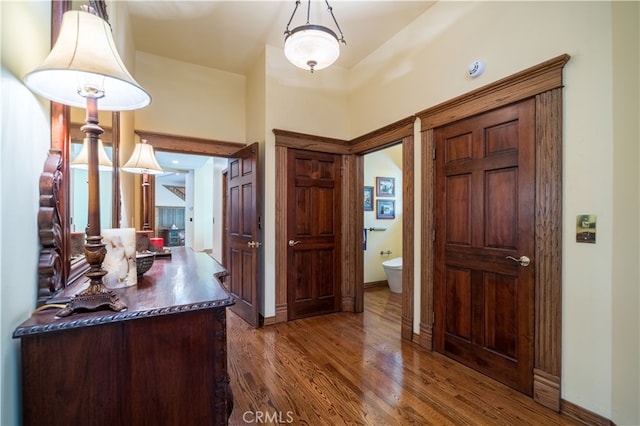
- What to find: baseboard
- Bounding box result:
[533,368,560,411]
[261,315,276,326]
[418,322,433,350]
[561,399,615,426]
[364,280,387,289]
[275,303,287,323]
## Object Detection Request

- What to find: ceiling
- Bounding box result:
[124,1,436,182]
[155,151,211,185]
[125,0,436,76]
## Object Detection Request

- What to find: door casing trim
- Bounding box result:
[417,54,570,411]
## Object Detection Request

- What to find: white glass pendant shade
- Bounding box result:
[284,25,340,72]
[24,10,150,111]
[122,143,164,175]
[71,138,113,170]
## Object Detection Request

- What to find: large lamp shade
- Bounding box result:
[23,10,150,110]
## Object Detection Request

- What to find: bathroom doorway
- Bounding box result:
[363,144,403,296]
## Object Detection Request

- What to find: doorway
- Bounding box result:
[135,130,246,258]
[363,144,403,295]
[153,151,224,255]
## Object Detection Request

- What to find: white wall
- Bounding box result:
[1,2,51,424]
[363,145,403,283]
[210,157,227,262]
[193,158,214,251]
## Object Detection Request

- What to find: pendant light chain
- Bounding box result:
[325,0,346,45]
[284,0,301,36]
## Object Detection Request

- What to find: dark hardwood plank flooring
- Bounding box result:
[227,287,578,425]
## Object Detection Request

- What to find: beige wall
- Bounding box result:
[134,51,246,142]
[611,2,640,423]
[2,2,638,425]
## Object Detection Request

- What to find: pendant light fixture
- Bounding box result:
[284,0,346,73]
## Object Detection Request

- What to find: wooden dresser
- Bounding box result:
[13,247,234,426]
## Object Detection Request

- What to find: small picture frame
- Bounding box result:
[363,186,374,211]
[376,199,395,219]
[376,176,395,197]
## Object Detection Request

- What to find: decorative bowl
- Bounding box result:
[136,252,155,276]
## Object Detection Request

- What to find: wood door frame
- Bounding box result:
[274,119,415,342]
[416,54,570,411]
[350,119,415,340]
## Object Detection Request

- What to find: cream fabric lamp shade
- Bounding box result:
[71,138,113,170]
[122,142,164,175]
[23,10,150,110]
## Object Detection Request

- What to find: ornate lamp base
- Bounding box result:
[56,287,127,318]
[56,235,127,318]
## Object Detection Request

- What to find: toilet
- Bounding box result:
[382,257,402,293]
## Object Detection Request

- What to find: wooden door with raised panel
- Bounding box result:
[434,99,536,395]
[226,143,260,327]
[287,149,341,320]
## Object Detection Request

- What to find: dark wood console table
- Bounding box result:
[13,247,234,426]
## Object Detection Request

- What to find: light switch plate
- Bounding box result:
[576,214,596,243]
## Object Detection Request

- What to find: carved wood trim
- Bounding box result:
[353,155,365,313]
[419,128,435,351]
[273,129,351,154]
[401,134,415,341]
[37,150,65,303]
[350,116,415,154]
[14,291,235,338]
[274,146,288,323]
[136,130,246,158]
[419,55,568,411]
[50,0,72,293]
[533,88,563,410]
[341,154,358,313]
[416,54,571,129]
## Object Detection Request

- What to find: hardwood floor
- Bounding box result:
[227,287,579,425]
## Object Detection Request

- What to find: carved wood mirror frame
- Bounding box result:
[37,0,120,304]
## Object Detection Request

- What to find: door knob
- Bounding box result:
[506,255,530,267]
[288,240,301,247]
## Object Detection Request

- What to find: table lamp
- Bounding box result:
[24,9,151,317]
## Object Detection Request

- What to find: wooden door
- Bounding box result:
[226,143,260,327]
[287,149,341,320]
[434,99,535,395]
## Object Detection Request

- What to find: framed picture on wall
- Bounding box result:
[376,176,395,197]
[363,186,374,211]
[376,199,395,219]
